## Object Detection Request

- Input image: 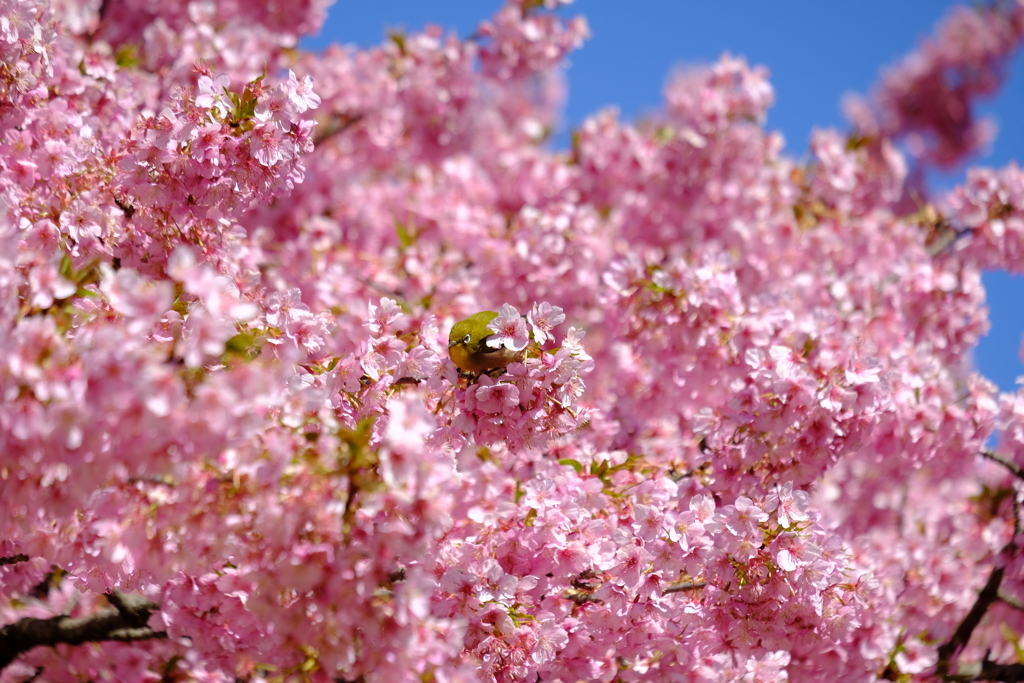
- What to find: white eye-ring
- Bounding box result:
[462,334,471,344]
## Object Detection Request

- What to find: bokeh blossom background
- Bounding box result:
[4,0,1024,680]
[307,0,1024,390]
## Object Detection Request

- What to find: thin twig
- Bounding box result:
[980,450,1024,482]
[998,590,1024,612]
[312,112,364,146]
[664,581,706,595]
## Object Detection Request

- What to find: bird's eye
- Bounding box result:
[462,334,471,344]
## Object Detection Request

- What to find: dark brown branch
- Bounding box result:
[0,555,29,567]
[937,478,1024,680]
[1016,493,1023,540]
[980,450,1024,482]
[0,590,166,671]
[936,564,1006,678]
[947,657,1024,682]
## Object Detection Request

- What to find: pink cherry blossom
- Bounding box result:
[2,1,1024,681]
[526,301,565,345]
[485,302,530,352]
[474,381,521,416]
[764,482,811,529]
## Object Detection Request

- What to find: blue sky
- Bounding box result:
[303,1,1024,393]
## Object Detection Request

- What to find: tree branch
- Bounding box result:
[998,590,1024,612]
[664,580,706,594]
[0,590,166,671]
[312,111,364,146]
[936,483,1024,680]
[980,450,1024,482]
[935,564,1005,678]
[948,657,1024,682]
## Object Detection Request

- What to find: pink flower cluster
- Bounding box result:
[2,0,1024,681]
[947,162,1024,271]
[434,302,591,452]
[437,465,861,682]
[847,2,1024,167]
[112,67,318,272]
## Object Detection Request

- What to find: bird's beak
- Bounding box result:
[448,339,458,348]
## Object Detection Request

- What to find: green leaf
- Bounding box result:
[114,44,141,69]
[389,31,407,55]
[395,220,415,248]
[558,458,583,474]
[224,332,253,357]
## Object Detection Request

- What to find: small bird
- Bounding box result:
[448,310,521,375]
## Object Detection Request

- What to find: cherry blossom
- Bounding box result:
[486,303,531,352]
[2,0,1024,681]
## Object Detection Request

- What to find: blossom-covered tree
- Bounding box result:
[2,0,1024,681]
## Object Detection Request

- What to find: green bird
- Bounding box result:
[447,311,520,375]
